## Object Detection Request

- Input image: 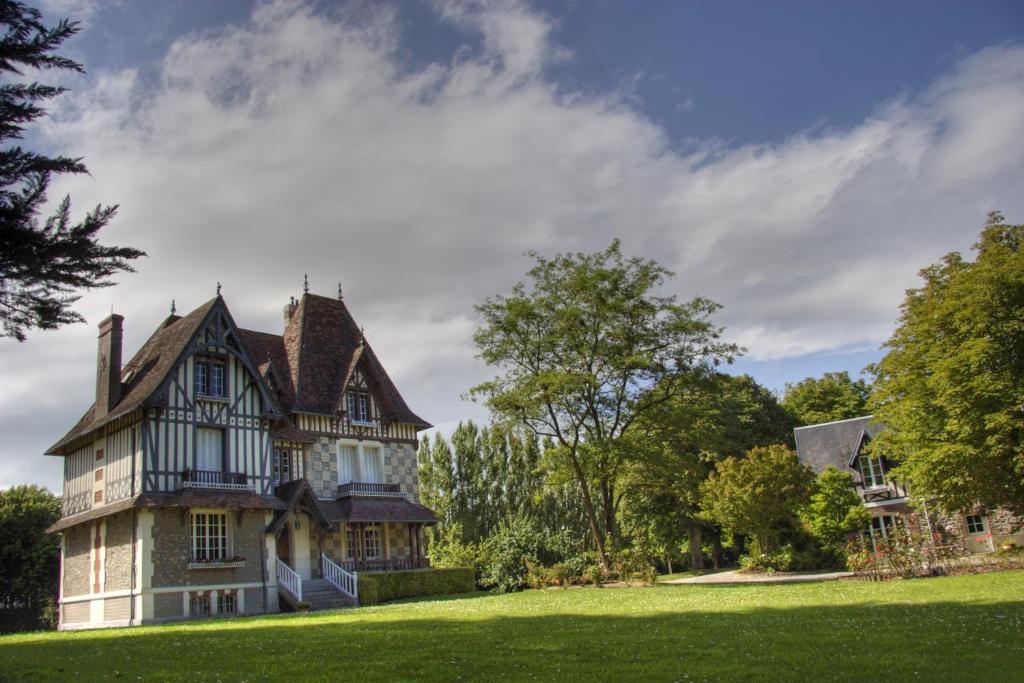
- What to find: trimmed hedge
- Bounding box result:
[357,568,475,605]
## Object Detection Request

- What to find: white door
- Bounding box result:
[965,514,994,553]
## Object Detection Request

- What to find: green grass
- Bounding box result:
[3,571,1023,682]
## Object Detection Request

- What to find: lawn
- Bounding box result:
[2,571,1022,682]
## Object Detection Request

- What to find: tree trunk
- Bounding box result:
[689,525,704,570]
[733,533,746,557]
[567,451,609,570]
[711,534,723,569]
[602,479,617,551]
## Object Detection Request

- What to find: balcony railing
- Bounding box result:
[337,481,405,498]
[181,469,254,492]
[331,557,431,572]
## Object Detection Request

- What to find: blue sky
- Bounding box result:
[3,0,1023,489]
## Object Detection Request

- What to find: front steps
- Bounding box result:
[279,578,357,612]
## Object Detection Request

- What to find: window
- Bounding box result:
[189,594,211,617]
[191,512,228,561]
[345,524,382,560]
[364,524,381,559]
[347,390,371,423]
[862,514,902,552]
[965,514,986,534]
[217,592,236,615]
[338,445,357,485]
[858,452,886,488]
[195,358,226,397]
[362,446,383,483]
[272,448,291,485]
[196,428,224,472]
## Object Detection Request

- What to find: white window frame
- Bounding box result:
[336,439,385,485]
[347,389,374,425]
[364,524,382,559]
[965,514,986,534]
[190,509,231,562]
[858,452,886,489]
[195,427,225,472]
[272,448,292,485]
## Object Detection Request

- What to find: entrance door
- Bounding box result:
[965,514,994,553]
[277,525,291,566]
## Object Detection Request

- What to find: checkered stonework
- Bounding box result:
[384,442,420,501]
[306,437,338,499]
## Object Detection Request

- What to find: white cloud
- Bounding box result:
[3,1,1024,490]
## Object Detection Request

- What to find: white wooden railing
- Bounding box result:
[321,553,358,601]
[277,558,302,602]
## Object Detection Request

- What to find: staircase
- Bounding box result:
[301,578,357,611]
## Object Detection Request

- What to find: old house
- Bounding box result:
[45,289,436,630]
[794,416,1023,553]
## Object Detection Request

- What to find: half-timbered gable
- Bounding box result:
[46,288,437,630]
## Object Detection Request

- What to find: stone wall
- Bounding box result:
[151,508,266,588]
[384,442,420,501]
[62,523,91,598]
[305,437,421,500]
[153,592,182,619]
[931,506,1024,548]
[104,596,131,621]
[306,437,338,499]
[104,512,133,592]
[62,601,89,624]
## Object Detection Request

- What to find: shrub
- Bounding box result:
[739,546,795,573]
[583,564,605,586]
[479,517,542,593]
[357,568,475,606]
[613,548,657,585]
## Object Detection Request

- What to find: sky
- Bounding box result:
[2,0,1023,492]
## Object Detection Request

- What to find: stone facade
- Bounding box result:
[62,523,91,598]
[104,512,133,592]
[306,437,338,499]
[385,442,420,501]
[150,508,266,588]
[153,592,182,620]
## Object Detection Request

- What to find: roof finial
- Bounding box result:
[216,282,222,296]
[303,274,309,294]
[170,299,176,315]
[359,325,365,346]
[338,283,343,300]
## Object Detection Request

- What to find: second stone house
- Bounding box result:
[46,288,436,630]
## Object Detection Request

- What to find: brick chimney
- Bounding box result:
[283,296,298,326]
[95,314,124,419]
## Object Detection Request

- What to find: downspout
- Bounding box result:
[129,425,138,626]
[260,522,268,615]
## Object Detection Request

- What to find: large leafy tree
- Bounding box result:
[700,444,815,553]
[471,240,739,567]
[869,212,1024,515]
[782,371,870,426]
[801,466,870,554]
[0,485,60,632]
[0,1,143,341]
[621,373,795,569]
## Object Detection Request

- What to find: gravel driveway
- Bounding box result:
[663,569,852,584]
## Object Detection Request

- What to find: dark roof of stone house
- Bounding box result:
[267,479,334,534]
[46,490,286,533]
[318,495,437,524]
[47,292,429,455]
[47,299,220,455]
[793,415,886,475]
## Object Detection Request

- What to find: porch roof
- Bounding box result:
[46,490,286,533]
[319,495,437,524]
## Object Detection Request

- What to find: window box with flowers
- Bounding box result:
[188,556,247,570]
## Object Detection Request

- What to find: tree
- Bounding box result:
[782,371,870,426]
[0,1,143,341]
[621,373,795,569]
[801,466,870,554]
[471,240,740,568]
[869,212,1024,515]
[700,444,815,553]
[0,485,60,632]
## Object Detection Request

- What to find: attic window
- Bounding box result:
[195,358,227,398]
[347,390,372,423]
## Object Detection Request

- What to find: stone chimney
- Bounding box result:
[95,314,124,419]
[283,296,298,326]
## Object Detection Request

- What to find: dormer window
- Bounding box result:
[195,357,226,398]
[347,390,371,423]
[858,452,886,489]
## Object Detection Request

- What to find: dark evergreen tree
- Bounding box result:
[0,1,143,341]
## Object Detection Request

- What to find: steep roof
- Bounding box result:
[277,293,430,426]
[318,495,438,524]
[48,292,430,455]
[47,299,220,455]
[793,415,886,475]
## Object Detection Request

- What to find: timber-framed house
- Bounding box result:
[45,290,436,630]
